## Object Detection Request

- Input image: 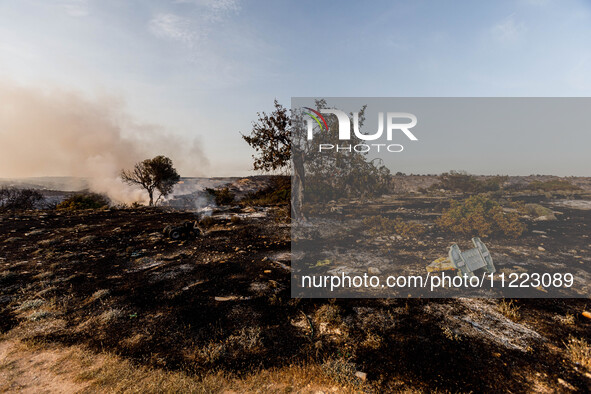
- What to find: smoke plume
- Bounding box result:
[0,81,208,203]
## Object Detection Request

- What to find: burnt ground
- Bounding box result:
[293,193,591,298]
[1,200,590,392]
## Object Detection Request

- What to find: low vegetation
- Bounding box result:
[564,336,591,371]
[436,194,525,238]
[240,176,290,206]
[56,193,109,210]
[430,171,507,193]
[205,187,235,205]
[363,215,427,238]
[528,179,580,192]
[497,299,521,320]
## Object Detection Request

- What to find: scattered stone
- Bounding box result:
[368,267,381,275]
[80,235,97,243]
[327,266,357,276]
[557,378,575,390]
[25,229,45,236]
[27,311,52,321]
[537,246,545,251]
[18,299,45,311]
[355,371,367,381]
[214,295,251,302]
[91,289,110,300]
[182,280,205,291]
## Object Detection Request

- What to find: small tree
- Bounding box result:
[241,99,291,173]
[120,155,180,206]
[242,100,392,220]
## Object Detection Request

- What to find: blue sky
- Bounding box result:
[1,0,590,176]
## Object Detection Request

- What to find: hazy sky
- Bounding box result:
[1,0,590,176]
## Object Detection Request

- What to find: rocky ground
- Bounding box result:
[1,189,591,392]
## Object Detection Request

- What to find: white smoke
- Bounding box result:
[0,81,209,203]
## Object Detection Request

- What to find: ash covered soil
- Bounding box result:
[1,199,591,392]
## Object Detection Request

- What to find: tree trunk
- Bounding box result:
[148,189,154,206]
[291,149,305,221]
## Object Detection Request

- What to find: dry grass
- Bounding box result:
[321,357,361,388]
[314,303,343,326]
[363,215,426,239]
[0,339,358,393]
[553,313,575,326]
[564,336,591,371]
[497,299,521,320]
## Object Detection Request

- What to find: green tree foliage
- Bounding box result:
[241,100,392,217]
[120,155,180,206]
[241,100,291,173]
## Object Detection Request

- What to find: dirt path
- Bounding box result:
[0,338,350,393]
[0,339,89,393]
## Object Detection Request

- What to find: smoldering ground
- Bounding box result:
[0,81,209,203]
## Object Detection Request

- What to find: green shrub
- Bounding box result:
[205,187,235,205]
[363,215,426,239]
[436,194,525,238]
[56,193,109,210]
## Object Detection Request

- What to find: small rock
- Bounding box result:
[25,229,45,236]
[537,246,545,251]
[355,371,367,381]
[368,267,381,275]
[214,295,250,301]
[80,235,97,243]
[557,378,575,390]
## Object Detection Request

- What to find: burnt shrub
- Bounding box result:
[0,187,45,211]
[205,187,235,205]
[436,194,525,238]
[56,193,109,210]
